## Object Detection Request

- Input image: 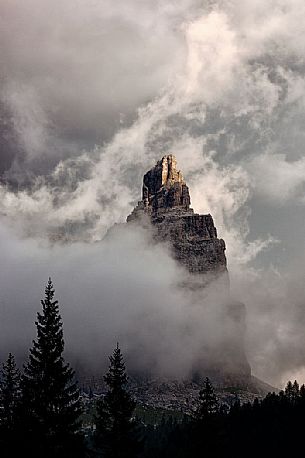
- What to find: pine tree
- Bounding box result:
[0,353,20,429]
[0,353,20,455]
[300,384,305,399]
[292,380,300,403]
[94,343,141,458]
[196,377,219,420]
[284,380,300,404]
[285,380,293,399]
[21,278,83,458]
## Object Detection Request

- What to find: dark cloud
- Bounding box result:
[0,0,199,176]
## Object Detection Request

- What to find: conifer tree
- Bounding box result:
[0,353,20,429]
[94,343,141,458]
[283,380,300,406]
[21,278,83,458]
[292,380,300,402]
[0,353,20,455]
[285,380,293,400]
[196,377,219,420]
[300,384,305,399]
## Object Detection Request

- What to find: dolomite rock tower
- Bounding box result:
[127,155,251,381]
[127,154,227,282]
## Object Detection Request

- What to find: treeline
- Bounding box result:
[1,279,305,458]
[143,379,305,457]
[0,279,140,457]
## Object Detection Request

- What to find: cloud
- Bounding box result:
[247,153,305,204]
[0,0,200,166]
[0,221,243,379]
[2,0,305,386]
[1,216,305,387]
[0,3,277,263]
[231,258,305,385]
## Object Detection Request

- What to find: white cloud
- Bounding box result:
[248,153,305,204]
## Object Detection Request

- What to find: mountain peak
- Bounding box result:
[127,154,227,278]
[141,154,191,213]
[144,154,184,192]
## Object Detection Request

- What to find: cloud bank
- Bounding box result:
[0,222,241,380]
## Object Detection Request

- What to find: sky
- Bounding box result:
[1,0,305,387]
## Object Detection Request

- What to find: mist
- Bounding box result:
[0,216,305,388]
[1,0,305,387]
[0,221,239,380]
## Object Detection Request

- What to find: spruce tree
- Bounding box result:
[292,380,300,402]
[94,343,140,458]
[300,383,305,399]
[196,377,219,420]
[0,353,20,455]
[285,380,294,401]
[21,278,83,458]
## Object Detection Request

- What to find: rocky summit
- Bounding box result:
[127,154,227,282]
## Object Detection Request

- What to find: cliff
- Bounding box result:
[127,154,251,382]
[127,155,227,280]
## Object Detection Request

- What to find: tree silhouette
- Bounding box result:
[0,353,20,456]
[21,278,83,457]
[196,377,219,420]
[94,343,141,457]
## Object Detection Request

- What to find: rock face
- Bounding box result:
[127,155,227,279]
[127,154,251,382]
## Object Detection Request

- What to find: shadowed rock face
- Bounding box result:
[128,154,227,279]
